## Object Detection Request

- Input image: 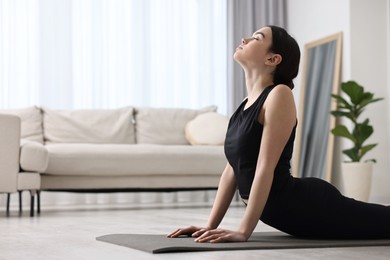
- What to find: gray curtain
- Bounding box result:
[227,0,287,115]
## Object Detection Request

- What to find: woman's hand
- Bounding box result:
[194,228,248,243]
[167,226,210,238]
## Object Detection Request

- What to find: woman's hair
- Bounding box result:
[268,25,301,90]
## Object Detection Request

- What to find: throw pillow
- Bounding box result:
[185,112,228,145]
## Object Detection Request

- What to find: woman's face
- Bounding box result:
[233,27,273,68]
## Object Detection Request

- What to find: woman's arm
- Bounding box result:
[205,163,237,229]
[167,162,237,238]
[195,84,296,243]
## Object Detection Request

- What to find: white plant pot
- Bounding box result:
[341,162,373,202]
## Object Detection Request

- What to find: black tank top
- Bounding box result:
[224,85,296,199]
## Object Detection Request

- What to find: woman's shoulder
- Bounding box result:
[263,84,296,126]
[271,84,292,94]
[265,84,296,117]
[267,84,294,104]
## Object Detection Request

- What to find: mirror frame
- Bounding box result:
[293,32,343,182]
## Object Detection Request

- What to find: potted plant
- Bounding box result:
[331,80,383,201]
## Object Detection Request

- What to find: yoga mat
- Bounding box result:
[96,232,390,254]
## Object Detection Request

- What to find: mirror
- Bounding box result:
[293,32,343,182]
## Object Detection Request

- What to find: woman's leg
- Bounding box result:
[265,177,390,239]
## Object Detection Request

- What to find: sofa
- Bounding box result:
[0,106,228,215]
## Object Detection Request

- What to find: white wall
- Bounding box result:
[349,0,390,202]
[287,0,390,203]
[287,0,351,97]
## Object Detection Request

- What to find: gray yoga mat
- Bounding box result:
[96,231,390,254]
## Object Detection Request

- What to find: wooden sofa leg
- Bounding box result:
[29,190,36,217]
[6,193,11,216]
[18,191,23,214]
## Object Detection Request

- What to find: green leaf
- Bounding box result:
[342,147,359,162]
[330,111,351,118]
[330,110,355,122]
[370,97,385,103]
[354,123,373,145]
[331,125,356,143]
[356,92,374,106]
[331,94,352,109]
[360,143,377,160]
[359,97,384,109]
[341,81,363,105]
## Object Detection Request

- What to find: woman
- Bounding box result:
[168,26,390,243]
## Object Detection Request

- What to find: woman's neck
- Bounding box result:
[244,69,274,100]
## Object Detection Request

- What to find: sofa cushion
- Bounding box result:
[135,106,217,145]
[185,112,229,145]
[44,143,226,176]
[0,106,44,143]
[42,107,135,144]
[20,139,49,172]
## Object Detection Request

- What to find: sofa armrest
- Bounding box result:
[0,114,20,192]
[20,139,49,172]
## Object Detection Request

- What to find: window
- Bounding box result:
[1,0,227,114]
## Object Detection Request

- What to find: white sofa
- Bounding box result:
[0,106,227,215]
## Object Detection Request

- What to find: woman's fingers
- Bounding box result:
[167,228,179,237]
[168,227,246,243]
[167,229,182,238]
[194,229,225,242]
[194,229,247,243]
[168,228,190,238]
[191,228,208,237]
[195,234,220,243]
[167,226,202,238]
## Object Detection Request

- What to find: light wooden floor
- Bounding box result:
[1,192,390,260]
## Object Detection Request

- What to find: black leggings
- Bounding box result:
[260,177,390,239]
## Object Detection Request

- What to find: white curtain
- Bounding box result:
[0,0,40,108]
[0,0,226,208]
[1,0,227,114]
